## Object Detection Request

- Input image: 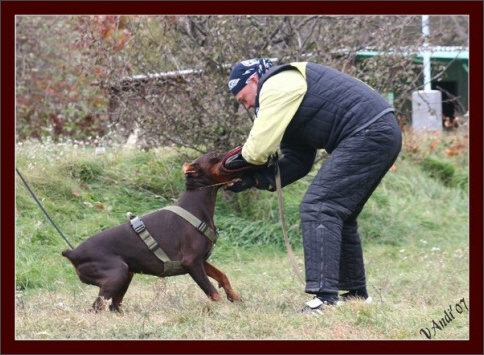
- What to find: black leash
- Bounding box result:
[274,163,304,284]
[16,168,75,250]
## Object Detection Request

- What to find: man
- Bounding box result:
[221,58,402,315]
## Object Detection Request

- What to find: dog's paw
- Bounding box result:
[227,292,242,302]
[209,292,222,302]
[91,296,110,312]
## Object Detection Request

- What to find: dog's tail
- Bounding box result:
[61,249,73,260]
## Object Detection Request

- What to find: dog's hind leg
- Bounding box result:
[204,261,241,302]
[109,271,133,313]
[88,259,132,313]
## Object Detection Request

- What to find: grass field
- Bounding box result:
[14,130,470,342]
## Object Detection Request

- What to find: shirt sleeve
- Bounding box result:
[241,68,307,165]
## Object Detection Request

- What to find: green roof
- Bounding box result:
[356,46,468,61]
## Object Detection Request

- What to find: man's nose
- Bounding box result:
[245,102,254,110]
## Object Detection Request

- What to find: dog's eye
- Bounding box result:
[209,155,221,164]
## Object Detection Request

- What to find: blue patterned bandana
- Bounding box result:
[228,58,274,96]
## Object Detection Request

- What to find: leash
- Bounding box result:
[16,168,75,250]
[199,180,239,189]
[17,162,299,285]
[16,165,234,251]
[274,164,305,284]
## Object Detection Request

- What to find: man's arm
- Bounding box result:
[242,69,307,165]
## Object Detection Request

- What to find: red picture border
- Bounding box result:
[2,2,482,354]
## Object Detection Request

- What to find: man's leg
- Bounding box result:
[338,220,366,291]
[300,113,402,307]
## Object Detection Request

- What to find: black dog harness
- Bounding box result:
[127,206,218,277]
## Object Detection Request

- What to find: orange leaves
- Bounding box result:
[401,129,468,168]
[113,29,132,53]
[93,66,105,77]
[76,15,132,58]
[428,138,440,151]
[92,15,116,39]
[91,15,132,52]
[445,142,466,157]
[71,183,105,210]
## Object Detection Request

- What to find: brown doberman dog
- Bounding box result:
[62,150,246,313]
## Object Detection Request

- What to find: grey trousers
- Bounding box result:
[300,113,402,294]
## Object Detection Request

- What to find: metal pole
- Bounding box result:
[422,15,432,91]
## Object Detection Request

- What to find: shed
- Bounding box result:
[356,46,469,119]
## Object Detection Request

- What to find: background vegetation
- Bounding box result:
[16,15,468,150]
[15,130,469,340]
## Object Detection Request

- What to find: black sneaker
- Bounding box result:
[340,292,373,304]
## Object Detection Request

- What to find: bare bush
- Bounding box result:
[16,15,468,151]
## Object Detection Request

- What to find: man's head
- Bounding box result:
[228,58,274,110]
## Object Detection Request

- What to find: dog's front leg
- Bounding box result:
[204,261,241,302]
[182,259,222,301]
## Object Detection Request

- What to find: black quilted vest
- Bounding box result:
[255,63,394,153]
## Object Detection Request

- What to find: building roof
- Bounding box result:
[355,46,468,61]
[109,46,468,87]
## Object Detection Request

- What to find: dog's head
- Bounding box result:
[182,152,245,189]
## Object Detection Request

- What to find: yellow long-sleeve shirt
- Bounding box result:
[241,62,308,165]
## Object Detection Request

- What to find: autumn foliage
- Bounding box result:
[16,15,469,152]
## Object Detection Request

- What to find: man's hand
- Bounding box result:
[224,166,277,193]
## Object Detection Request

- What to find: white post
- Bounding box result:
[412,90,442,131]
[412,15,442,132]
[422,15,432,91]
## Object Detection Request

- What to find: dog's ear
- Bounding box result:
[182,163,198,175]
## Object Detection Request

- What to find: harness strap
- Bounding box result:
[127,212,182,276]
[160,206,218,244]
[126,206,218,277]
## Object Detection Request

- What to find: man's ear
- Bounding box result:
[249,75,259,85]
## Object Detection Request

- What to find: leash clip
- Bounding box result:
[267,152,279,167]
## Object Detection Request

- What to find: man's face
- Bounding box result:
[235,75,258,110]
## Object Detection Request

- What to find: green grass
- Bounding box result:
[14,131,469,340]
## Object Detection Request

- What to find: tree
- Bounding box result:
[16,15,469,150]
[15,16,108,142]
